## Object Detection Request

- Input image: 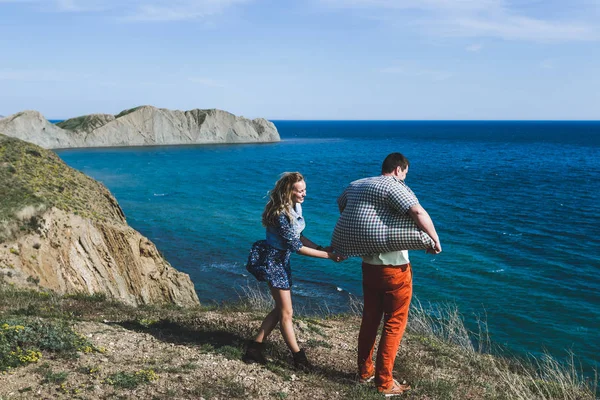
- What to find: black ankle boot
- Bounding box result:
[292,349,311,372]
[242,341,267,365]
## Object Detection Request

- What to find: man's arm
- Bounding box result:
[407,204,442,254]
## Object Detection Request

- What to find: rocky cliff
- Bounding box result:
[0,134,200,307]
[0,106,280,149]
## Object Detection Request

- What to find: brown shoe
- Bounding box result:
[378,379,411,397]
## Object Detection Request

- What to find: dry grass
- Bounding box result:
[0,282,597,399]
[233,284,598,399]
[236,281,273,312]
[402,298,597,399]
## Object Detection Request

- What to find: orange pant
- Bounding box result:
[358,262,412,390]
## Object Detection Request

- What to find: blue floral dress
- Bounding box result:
[246,204,305,289]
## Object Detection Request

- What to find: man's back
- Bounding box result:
[332,175,434,256]
[338,175,416,212]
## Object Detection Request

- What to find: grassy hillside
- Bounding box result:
[56,114,114,133]
[0,134,124,242]
[0,281,595,399]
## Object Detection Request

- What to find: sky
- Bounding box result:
[0,0,599,120]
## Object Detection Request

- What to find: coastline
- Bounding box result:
[55,121,600,375]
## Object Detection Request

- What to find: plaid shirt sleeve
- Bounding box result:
[387,180,419,214]
[273,214,303,252]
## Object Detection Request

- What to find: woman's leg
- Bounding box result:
[270,287,300,353]
[254,307,280,343]
[244,288,282,365]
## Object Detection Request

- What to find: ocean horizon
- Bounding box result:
[55,120,600,376]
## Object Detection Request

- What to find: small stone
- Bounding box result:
[296,321,308,331]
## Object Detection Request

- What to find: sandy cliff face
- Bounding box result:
[0,135,199,307]
[1,209,199,307]
[0,106,280,149]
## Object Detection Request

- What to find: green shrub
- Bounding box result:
[65,292,107,303]
[104,369,158,389]
[26,276,40,285]
[0,317,99,372]
[215,345,242,360]
[43,370,69,384]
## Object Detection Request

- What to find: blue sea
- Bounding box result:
[55,121,600,374]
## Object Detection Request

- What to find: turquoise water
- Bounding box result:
[56,121,600,374]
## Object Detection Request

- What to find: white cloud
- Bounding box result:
[54,0,107,12]
[125,0,250,22]
[320,0,500,13]
[450,15,597,42]
[319,0,599,42]
[0,0,252,21]
[540,59,554,69]
[378,66,404,74]
[188,77,226,87]
[465,43,483,52]
[415,69,453,81]
[0,68,76,82]
[378,63,452,81]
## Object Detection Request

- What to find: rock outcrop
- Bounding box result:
[0,106,280,149]
[0,111,79,149]
[0,134,200,307]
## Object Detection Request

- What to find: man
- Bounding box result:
[337,152,441,396]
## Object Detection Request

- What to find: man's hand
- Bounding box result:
[426,240,442,254]
[328,252,347,262]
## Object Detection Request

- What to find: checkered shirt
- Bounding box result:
[331,175,435,256]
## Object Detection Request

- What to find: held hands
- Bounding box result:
[320,246,346,262]
[316,245,346,262]
[327,251,346,262]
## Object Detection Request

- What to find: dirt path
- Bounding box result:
[0,311,372,399]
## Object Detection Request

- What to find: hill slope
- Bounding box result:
[0,134,199,307]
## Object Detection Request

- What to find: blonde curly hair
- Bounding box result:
[262,172,304,227]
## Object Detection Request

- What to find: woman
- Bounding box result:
[244,172,344,370]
